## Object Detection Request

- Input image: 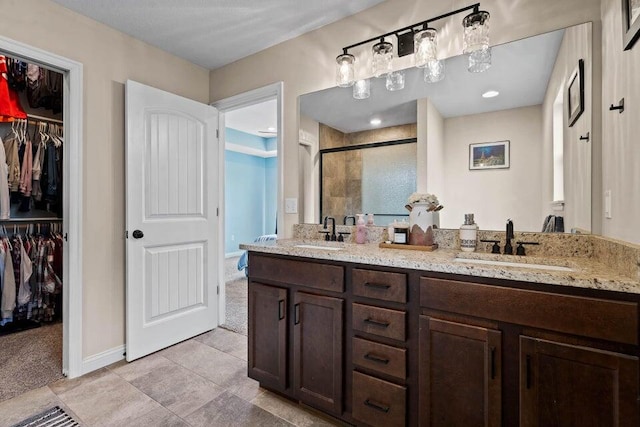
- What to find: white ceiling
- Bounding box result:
[225,99,277,137]
[300,28,565,133]
[51,0,386,70]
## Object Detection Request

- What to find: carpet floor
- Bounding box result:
[0,322,63,403]
[222,256,248,336]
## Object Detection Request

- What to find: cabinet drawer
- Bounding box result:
[352,268,407,303]
[250,254,344,292]
[353,303,406,341]
[353,337,406,380]
[352,371,406,427]
[420,277,639,345]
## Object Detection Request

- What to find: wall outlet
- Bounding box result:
[285,198,298,214]
[605,190,612,219]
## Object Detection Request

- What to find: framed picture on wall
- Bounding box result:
[623,0,640,50]
[567,59,584,127]
[469,140,510,170]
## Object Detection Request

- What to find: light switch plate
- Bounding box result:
[605,190,612,219]
[285,198,298,214]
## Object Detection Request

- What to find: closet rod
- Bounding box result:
[26,114,63,124]
[0,217,62,223]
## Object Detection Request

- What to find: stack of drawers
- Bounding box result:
[350,268,408,426]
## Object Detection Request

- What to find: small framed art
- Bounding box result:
[623,0,640,50]
[567,59,584,127]
[469,140,510,170]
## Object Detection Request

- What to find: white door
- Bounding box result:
[125,80,219,361]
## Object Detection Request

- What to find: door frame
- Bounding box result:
[212,82,283,325]
[0,36,84,377]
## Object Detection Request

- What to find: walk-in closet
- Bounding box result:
[0,54,65,402]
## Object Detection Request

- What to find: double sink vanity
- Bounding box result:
[242,226,640,426]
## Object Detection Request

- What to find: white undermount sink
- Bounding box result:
[294,244,343,251]
[453,257,575,272]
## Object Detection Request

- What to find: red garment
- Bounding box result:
[0,56,27,122]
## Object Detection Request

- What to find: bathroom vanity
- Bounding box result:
[243,238,640,426]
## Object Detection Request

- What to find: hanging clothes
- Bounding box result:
[3,131,21,192]
[1,239,16,322]
[0,56,27,122]
[20,138,33,197]
[0,136,10,220]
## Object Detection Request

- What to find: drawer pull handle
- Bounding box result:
[364,399,390,413]
[278,299,285,320]
[364,318,390,328]
[364,353,390,364]
[526,355,532,389]
[490,346,496,379]
[294,304,300,325]
[364,282,391,290]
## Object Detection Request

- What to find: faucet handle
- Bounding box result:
[319,230,330,241]
[337,232,351,242]
[515,241,540,256]
[480,239,501,254]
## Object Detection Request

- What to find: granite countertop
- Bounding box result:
[239,239,640,295]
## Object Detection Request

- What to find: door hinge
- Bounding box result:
[216,207,219,217]
[63,233,68,242]
[125,230,129,239]
[216,129,219,138]
[217,285,219,295]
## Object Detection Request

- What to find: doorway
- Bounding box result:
[213,82,283,333]
[0,35,84,383]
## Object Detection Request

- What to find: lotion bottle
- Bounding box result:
[460,213,478,252]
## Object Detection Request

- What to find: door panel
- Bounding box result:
[126,80,219,361]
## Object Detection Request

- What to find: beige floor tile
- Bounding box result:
[48,367,111,396]
[108,353,175,382]
[195,327,248,360]
[161,340,246,388]
[129,363,225,418]
[185,391,292,427]
[0,387,76,427]
[225,373,263,402]
[252,391,341,427]
[128,406,191,427]
[56,371,161,426]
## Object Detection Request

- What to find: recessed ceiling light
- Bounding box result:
[267,127,276,132]
[482,90,500,98]
[370,118,382,126]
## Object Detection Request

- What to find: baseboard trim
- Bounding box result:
[81,345,126,375]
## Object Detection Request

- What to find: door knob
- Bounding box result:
[132,230,144,239]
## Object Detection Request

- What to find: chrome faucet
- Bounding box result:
[504,219,514,254]
[323,216,337,241]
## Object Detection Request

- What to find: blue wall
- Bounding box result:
[225,129,277,255]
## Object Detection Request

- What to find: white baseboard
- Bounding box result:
[225,251,243,258]
[81,345,126,375]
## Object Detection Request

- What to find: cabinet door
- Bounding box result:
[293,292,343,415]
[248,282,287,391]
[419,316,502,427]
[520,336,639,427]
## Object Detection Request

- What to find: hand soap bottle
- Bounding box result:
[355,214,367,244]
[460,213,478,252]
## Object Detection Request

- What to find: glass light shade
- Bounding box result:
[468,46,491,73]
[424,59,445,83]
[414,28,438,68]
[385,70,405,91]
[462,10,490,54]
[372,40,394,78]
[353,79,370,99]
[336,53,355,87]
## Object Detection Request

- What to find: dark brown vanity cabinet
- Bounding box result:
[419,316,502,426]
[293,291,343,415]
[248,254,345,417]
[420,276,640,427]
[520,336,639,426]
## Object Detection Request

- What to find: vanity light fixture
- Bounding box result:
[482,90,499,98]
[370,118,382,126]
[336,3,490,99]
[336,51,356,87]
[353,79,371,99]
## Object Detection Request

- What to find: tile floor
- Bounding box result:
[0,328,340,427]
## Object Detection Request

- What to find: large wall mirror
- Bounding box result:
[299,22,594,232]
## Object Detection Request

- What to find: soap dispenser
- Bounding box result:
[355,214,367,244]
[460,213,478,252]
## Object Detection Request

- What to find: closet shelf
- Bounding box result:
[0,217,62,222]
